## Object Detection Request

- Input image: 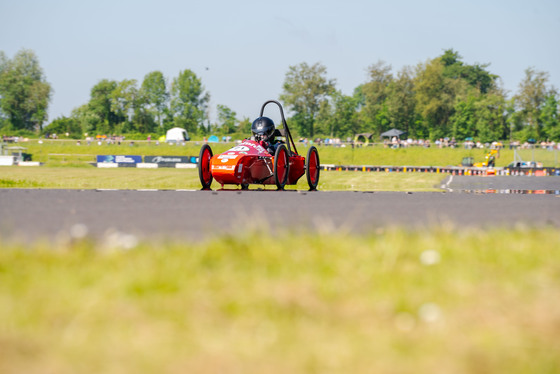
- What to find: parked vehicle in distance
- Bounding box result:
[506,161,543,168]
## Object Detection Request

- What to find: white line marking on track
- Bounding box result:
[441,175,454,192]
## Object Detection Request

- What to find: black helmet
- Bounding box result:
[251,117,275,140]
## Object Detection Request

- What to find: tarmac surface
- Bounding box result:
[444,175,560,192]
[1,175,559,243]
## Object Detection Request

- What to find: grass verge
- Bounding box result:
[17,139,560,167]
[0,167,444,191]
[1,227,559,374]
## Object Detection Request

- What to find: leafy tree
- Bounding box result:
[414,58,464,139]
[315,91,360,138]
[440,49,497,94]
[358,61,393,135]
[110,79,139,129]
[237,117,252,134]
[280,62,336,138]
[385,66,416,136]
[514,67,554,141]
[88,79,122,133]
[440,49,462,68]
[70,104,98,135]
[0,49,52,131]
[72,79,139,135]
[374,103,391,133]
[141,71,168,128]
[0,51,6,74]
[334,93,361,138]
[450,95,477,140]
[540,94,560,141]
[132,104,157,134]
[450,86,507,142]
[314,100,331,136]
[474,89,508,142]
[0,52,6,128]
[431,49,504,141]
[170,69,209,134]
[505,98,523,142]
[216,104,237,134]
[42,116,82,138]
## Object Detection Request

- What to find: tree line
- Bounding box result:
[1,48,558,142]
[284,50,559,143]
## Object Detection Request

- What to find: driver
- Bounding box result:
[251,116,283,154]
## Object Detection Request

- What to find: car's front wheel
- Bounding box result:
[198,144,213,190]
[273,144,289,190]
[306,146,320,191]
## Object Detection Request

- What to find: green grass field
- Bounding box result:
[3,139,556,191]
[1,228,559,374]
[11,139,560,167]
[0,167,445,191]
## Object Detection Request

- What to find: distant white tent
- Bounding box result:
[165,127,190,142]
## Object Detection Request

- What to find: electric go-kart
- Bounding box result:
[197,100,320,191]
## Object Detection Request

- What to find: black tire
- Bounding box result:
[198,144,213,190]
[273,144,289,190]
[306,146,320,191]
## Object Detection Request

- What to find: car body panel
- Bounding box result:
[210,139,305,186]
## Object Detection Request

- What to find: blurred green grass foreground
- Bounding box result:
[1,227,559,374]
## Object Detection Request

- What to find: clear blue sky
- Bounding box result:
[1,0,559,123]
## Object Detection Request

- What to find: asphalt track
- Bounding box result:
[443,175,560,192]
[1,175,558,243]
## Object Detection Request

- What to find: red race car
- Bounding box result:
[198,100,320,191]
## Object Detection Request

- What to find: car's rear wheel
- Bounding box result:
[306,146,320,191]
[198,144,213,190]
[274,144,289,190]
